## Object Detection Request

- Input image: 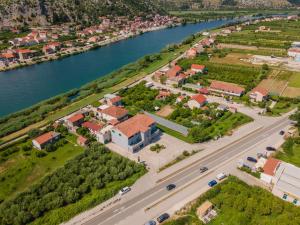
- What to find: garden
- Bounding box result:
[163,176,300,225]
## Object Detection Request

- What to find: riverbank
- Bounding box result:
[0,24,178,72]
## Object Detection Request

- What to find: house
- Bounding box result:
[66,113,85,130]
[77,135,88,146]
[166,73,186,86]
[182,83,202,92]
[249,87,269,102]
[191,64,206,73]
[43,42,61,55]
[260,158,281,184]
[104,94,122,106]
[32,131,61,150]
[199,88,209,95]
[196,201,217,224]
[186,48,197,59]
[166,65,182,78]
[0,52,18,63]
[209,81,245,97]
[16,49,37,60]
[176,95,185,104]
[272,162,300,206]
[98,105,128,122]
[288,48,300,58]
[111,114,159,152]
[188,94,207,109]
[82,121,112,144]
[156,91,171,100]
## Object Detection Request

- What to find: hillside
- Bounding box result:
[158,0,298,10]
[0,0,164,27]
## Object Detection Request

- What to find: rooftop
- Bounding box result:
[100,105,128,119]
[82,121,103,132]
[114,114,155,138]
[68,113,84,123]
[190,94,207,104]
[210,80,245,94]
[33,131,60,145]
[263,158,281,176]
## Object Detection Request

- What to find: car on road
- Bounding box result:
[157,213,170,223]
[208,180,217,187]
[266,146,276,151]
[166,184,176,191]
[199,166,208,173]
[247,157,257,163]
[145,220,156,225]
[216,173,227,181]
[279,130,285,135]
[119,186,131,195]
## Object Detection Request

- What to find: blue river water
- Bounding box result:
[0,19,236,117]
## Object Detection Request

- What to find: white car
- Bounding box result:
[216,173,227,181]
[119,186,131,195]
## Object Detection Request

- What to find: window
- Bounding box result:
[293,199,298,205]
[283,194,288,200]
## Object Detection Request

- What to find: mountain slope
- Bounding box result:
[0,0,164,27]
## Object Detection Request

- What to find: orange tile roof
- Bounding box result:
[68,113,84,123]
[101,106,128,119]
[263,158,281,176]
[251,87,269,96]
[109,96,122,104]
[34,131,59,145]
[191,64,205,70]
[190,94,207,104]
[77,135,88,144]
[114,114,155,138]
[166,65,182,78]
[210,81,245,94]
[82,121,103,132]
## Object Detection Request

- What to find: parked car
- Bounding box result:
[247,157,257,163]
[119,186,131,195]
[145,220,156,225]
[157,213,170,223]
[208,180,217,187]
[257,153,267,159]
[216,173,227,181]
[166,184,176,191]
[200,166,208,173]
[279,130,285,135]
[266,146,276,151]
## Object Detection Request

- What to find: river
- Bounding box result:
[0,19,237,117]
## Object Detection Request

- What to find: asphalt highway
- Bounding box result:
[83,116,290,225]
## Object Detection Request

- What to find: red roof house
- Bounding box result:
[32,131,61,150]
[188,94,207,109]
[209,81,245,97]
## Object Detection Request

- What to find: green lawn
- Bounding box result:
[157,124,193,143]
[276,138,300,167]
[0,134,84,201]
[164,176,300,225]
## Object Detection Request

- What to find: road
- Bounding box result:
[81,115,290,225]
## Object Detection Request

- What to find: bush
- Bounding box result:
[35,151,47,158]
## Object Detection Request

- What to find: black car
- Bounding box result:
[166,184,176,191]
[279,130,285,135]
[247,157,257,163]
[266,146,276,151]
[200,166,208,173]
[157,213,170,223]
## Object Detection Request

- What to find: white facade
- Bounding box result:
[188,99,203,109]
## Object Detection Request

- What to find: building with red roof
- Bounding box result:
[209,80,245,97]
[186,48,197,59]
[104,94,122,106]
[67,113,85,128]
[98,105,128,122]
[191,64,206,73]
[82,121,103,132]
[166,65,182,78]
[32,131,61,150]
[250,87,269,102]
[111,114,158,152]
[188,94,207,109]
[77,135,88,146]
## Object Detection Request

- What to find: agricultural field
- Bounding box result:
[164,176,300,225]
[216,20,300,49]
[177,56,266,90]
[0,133,84,202]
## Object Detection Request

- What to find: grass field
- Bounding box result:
[164,176,300,225]
[0,134,84,201]
[276,138,300,168]
[157,124,193,144]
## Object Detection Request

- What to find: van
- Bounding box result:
[216,173,227,181]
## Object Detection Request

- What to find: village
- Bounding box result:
[0,14,180,71]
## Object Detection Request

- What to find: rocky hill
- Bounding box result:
[158,0,298,10]
[0,0,164,28]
